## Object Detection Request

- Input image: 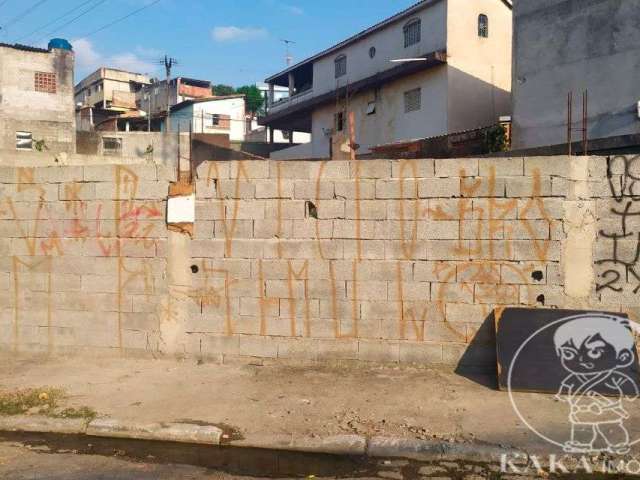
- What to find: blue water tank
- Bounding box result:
[48,38,73,51]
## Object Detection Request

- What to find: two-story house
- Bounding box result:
[260,0,512,159]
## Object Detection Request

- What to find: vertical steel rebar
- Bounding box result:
[567,91,573,157]
[583,90,588,156]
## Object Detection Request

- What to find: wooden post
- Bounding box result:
[348,111,356,161]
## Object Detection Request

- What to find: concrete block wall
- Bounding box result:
[186,157,571,368]
[0,163,172,354]
[0,155,637,368]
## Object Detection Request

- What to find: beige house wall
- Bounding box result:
[310,67,449,158]
[446,0,512,133]
[74,68,150,110]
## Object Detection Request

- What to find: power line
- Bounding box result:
[17,0,96,42]
[34,0,106,44]
[2,0,49,30]
[80,0,161,38]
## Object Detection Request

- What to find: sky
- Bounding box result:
[0,0,418,86]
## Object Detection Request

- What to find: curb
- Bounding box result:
[86,418,223,446]
[0,415,524,463]
[367,436,522,462]
[231,433,367,456]
[0,415,87,435]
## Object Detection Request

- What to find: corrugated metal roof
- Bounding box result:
[371,123,500,150]
[0,42,50,54]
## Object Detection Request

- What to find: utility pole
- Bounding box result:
[147,88,151,132]
[156,55,178,133]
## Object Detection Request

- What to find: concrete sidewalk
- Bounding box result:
[0,355,638,458]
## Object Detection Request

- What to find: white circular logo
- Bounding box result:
[508,313,640,454]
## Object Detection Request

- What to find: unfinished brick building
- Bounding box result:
[0,40,76,155]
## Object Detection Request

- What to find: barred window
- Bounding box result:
[404,88,421,113]
[103,137,122,155]
[16,132,32,150]
[34,72,57,94]
[478,14,489,38]
[335,55,347,78]
[404,19,421,48]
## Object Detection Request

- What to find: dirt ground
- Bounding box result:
[0,355,639,455]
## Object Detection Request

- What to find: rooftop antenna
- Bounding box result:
[281,39,295,66]
[154,55,179,133]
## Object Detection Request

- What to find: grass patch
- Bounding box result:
[0,387,65,416]
[54,406,97,421]
[0,388,97,421]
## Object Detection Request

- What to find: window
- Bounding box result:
[334,111,345,132]
[404,88,421,113]
[16,132,32,150]
[34,72,56,94]
[366,101,376,115]
[404,19,421,48]
[211,114,220,126]
[478,14,489,38]
[335,55,347,78]
[369,46,376,59]
[282,130,291,140]
[102,137,122,155]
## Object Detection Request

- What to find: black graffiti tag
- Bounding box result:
[598,156,640,293]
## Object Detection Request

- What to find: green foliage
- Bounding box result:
[0,388,97,421]
[55,406,97,421]
[483,124,508,153]
[213,84,235,96]
[0,388,64,416]
[236,85,265,116]
[34,139,49,152]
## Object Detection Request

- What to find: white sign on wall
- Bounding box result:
[167,194,195,224]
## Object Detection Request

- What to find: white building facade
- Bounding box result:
[260,0,512,159]
[165,95,246,141]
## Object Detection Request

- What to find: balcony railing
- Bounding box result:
[268,87,313,113]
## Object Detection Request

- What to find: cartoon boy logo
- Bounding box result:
[554,316,639,454]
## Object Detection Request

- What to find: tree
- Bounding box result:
[213,84,235,96]
[236,85,265,117]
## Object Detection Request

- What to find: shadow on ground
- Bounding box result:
[454,312,499,390]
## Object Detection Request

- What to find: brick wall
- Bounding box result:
[0,156,637,367]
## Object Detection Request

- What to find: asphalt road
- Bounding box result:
[0,438,481,480]
[0,441,270,480]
